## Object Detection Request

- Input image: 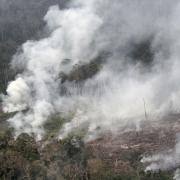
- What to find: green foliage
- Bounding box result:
[0,111,17,121]
[63,136,83,158]
[0,127,174,180]
[62,134,86,162]
[44,115,65,137]
[61,56,103,83]
[15,133,40,161]
[104,172,138,180]
[139,170,173,180]
[0,129,12,149]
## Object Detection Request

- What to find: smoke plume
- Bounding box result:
[2,0,180,175]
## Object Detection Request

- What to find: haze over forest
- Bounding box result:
[0,0,180,179]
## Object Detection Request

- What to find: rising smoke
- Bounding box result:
[2,0,180,175]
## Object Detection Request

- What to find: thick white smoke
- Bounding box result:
[141,141,180,171]
[2,1,103,139]
[141,133,180,177]
[174,169,180,180]
[2,1,180,175]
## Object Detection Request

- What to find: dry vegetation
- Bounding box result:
[0,113,177,179]
[0,1,178,179]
